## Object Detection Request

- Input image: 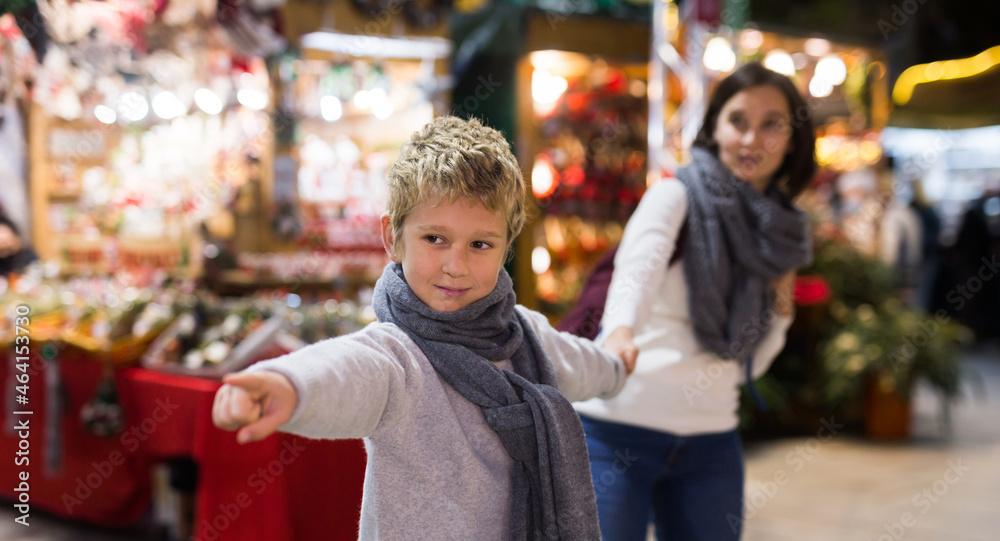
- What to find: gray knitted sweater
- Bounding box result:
[249,305,626,540]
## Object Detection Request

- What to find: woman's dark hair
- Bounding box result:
[692,62,816,198]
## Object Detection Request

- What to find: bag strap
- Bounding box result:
[555,246,617,340]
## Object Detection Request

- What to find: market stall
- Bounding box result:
[449,4,650,320]
[0,0,451,537]
[0,346,368,540]
[524,49,648,319]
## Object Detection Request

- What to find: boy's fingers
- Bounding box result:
[213,384,262,430]
[236,411,286,444]
[212,385,240,429]
[222,371,271,398]
[212,386,229,427]
[227,389,262,424]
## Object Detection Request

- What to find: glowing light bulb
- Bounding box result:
[815,54,847,85]
[194,88,224,115]
[152,91,186,120]
[531,156,557,198]
[117,91,149,122]
[320,95,343,121]
[94,104,117,124]
[763,50,796,77]
[237,89,268,110]
[531,246,552,275]
[809,76,834,98]
[532,69,568,104]
[703,36,736,72]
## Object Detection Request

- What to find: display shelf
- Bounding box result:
[517,51,649,321]
[47,190,82,201]
[276,47,444,261]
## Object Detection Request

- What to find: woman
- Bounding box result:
[575,62,815,540]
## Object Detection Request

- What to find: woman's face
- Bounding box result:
[713,85,793,191]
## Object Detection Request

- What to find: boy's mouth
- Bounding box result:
[436,285,471,298]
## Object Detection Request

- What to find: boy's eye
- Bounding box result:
[424,235,443,244]
[729,114,746,129]
[471,241,494,250]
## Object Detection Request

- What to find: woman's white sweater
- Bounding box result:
[574,179,792,435]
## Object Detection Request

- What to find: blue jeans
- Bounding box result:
[580,415,745,541]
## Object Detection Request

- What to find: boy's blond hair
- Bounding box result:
[384,116,526,257]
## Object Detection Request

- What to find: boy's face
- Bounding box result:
[381,197,508,313]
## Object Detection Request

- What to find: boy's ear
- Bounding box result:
[380,214,400,262]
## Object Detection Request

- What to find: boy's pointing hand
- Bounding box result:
[212,371,297,444]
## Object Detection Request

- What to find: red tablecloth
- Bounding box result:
[1,349,366,540]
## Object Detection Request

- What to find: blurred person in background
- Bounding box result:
[909,180,945,313]
[943,191,1000,341]
[879,176,923,305]
[574,62,816,541]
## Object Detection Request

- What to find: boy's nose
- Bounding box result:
[442,248,469,277]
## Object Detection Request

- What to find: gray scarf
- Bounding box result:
[372,263,600,540]
[677,146,812,363]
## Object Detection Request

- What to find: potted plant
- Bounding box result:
[740,238,970,441]
[819,299,970,440]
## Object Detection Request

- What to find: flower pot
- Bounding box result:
[863,375,911,441]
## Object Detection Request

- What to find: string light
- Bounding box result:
[893,45,1000,105]
[763,50,795,77]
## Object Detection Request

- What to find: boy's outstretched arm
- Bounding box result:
[213,371,297,444]
[516,306,628,402]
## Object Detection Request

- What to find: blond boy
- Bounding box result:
[213,116,633,540]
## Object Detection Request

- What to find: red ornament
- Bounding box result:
[793,275,832,306]
[562,166,585,187]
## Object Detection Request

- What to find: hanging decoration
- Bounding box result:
[4,1,49,63]
[216,0,286,58]
[18,0,284,266]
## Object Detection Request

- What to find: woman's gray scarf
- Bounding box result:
[676,146,812,363]
[372,263,600,540]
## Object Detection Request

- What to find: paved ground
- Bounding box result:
[740,342,1000,541]
[2,344,998,540]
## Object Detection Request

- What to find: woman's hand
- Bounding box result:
[212,370,297,444]
[772,271,797,317]
[604,326,638,375]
